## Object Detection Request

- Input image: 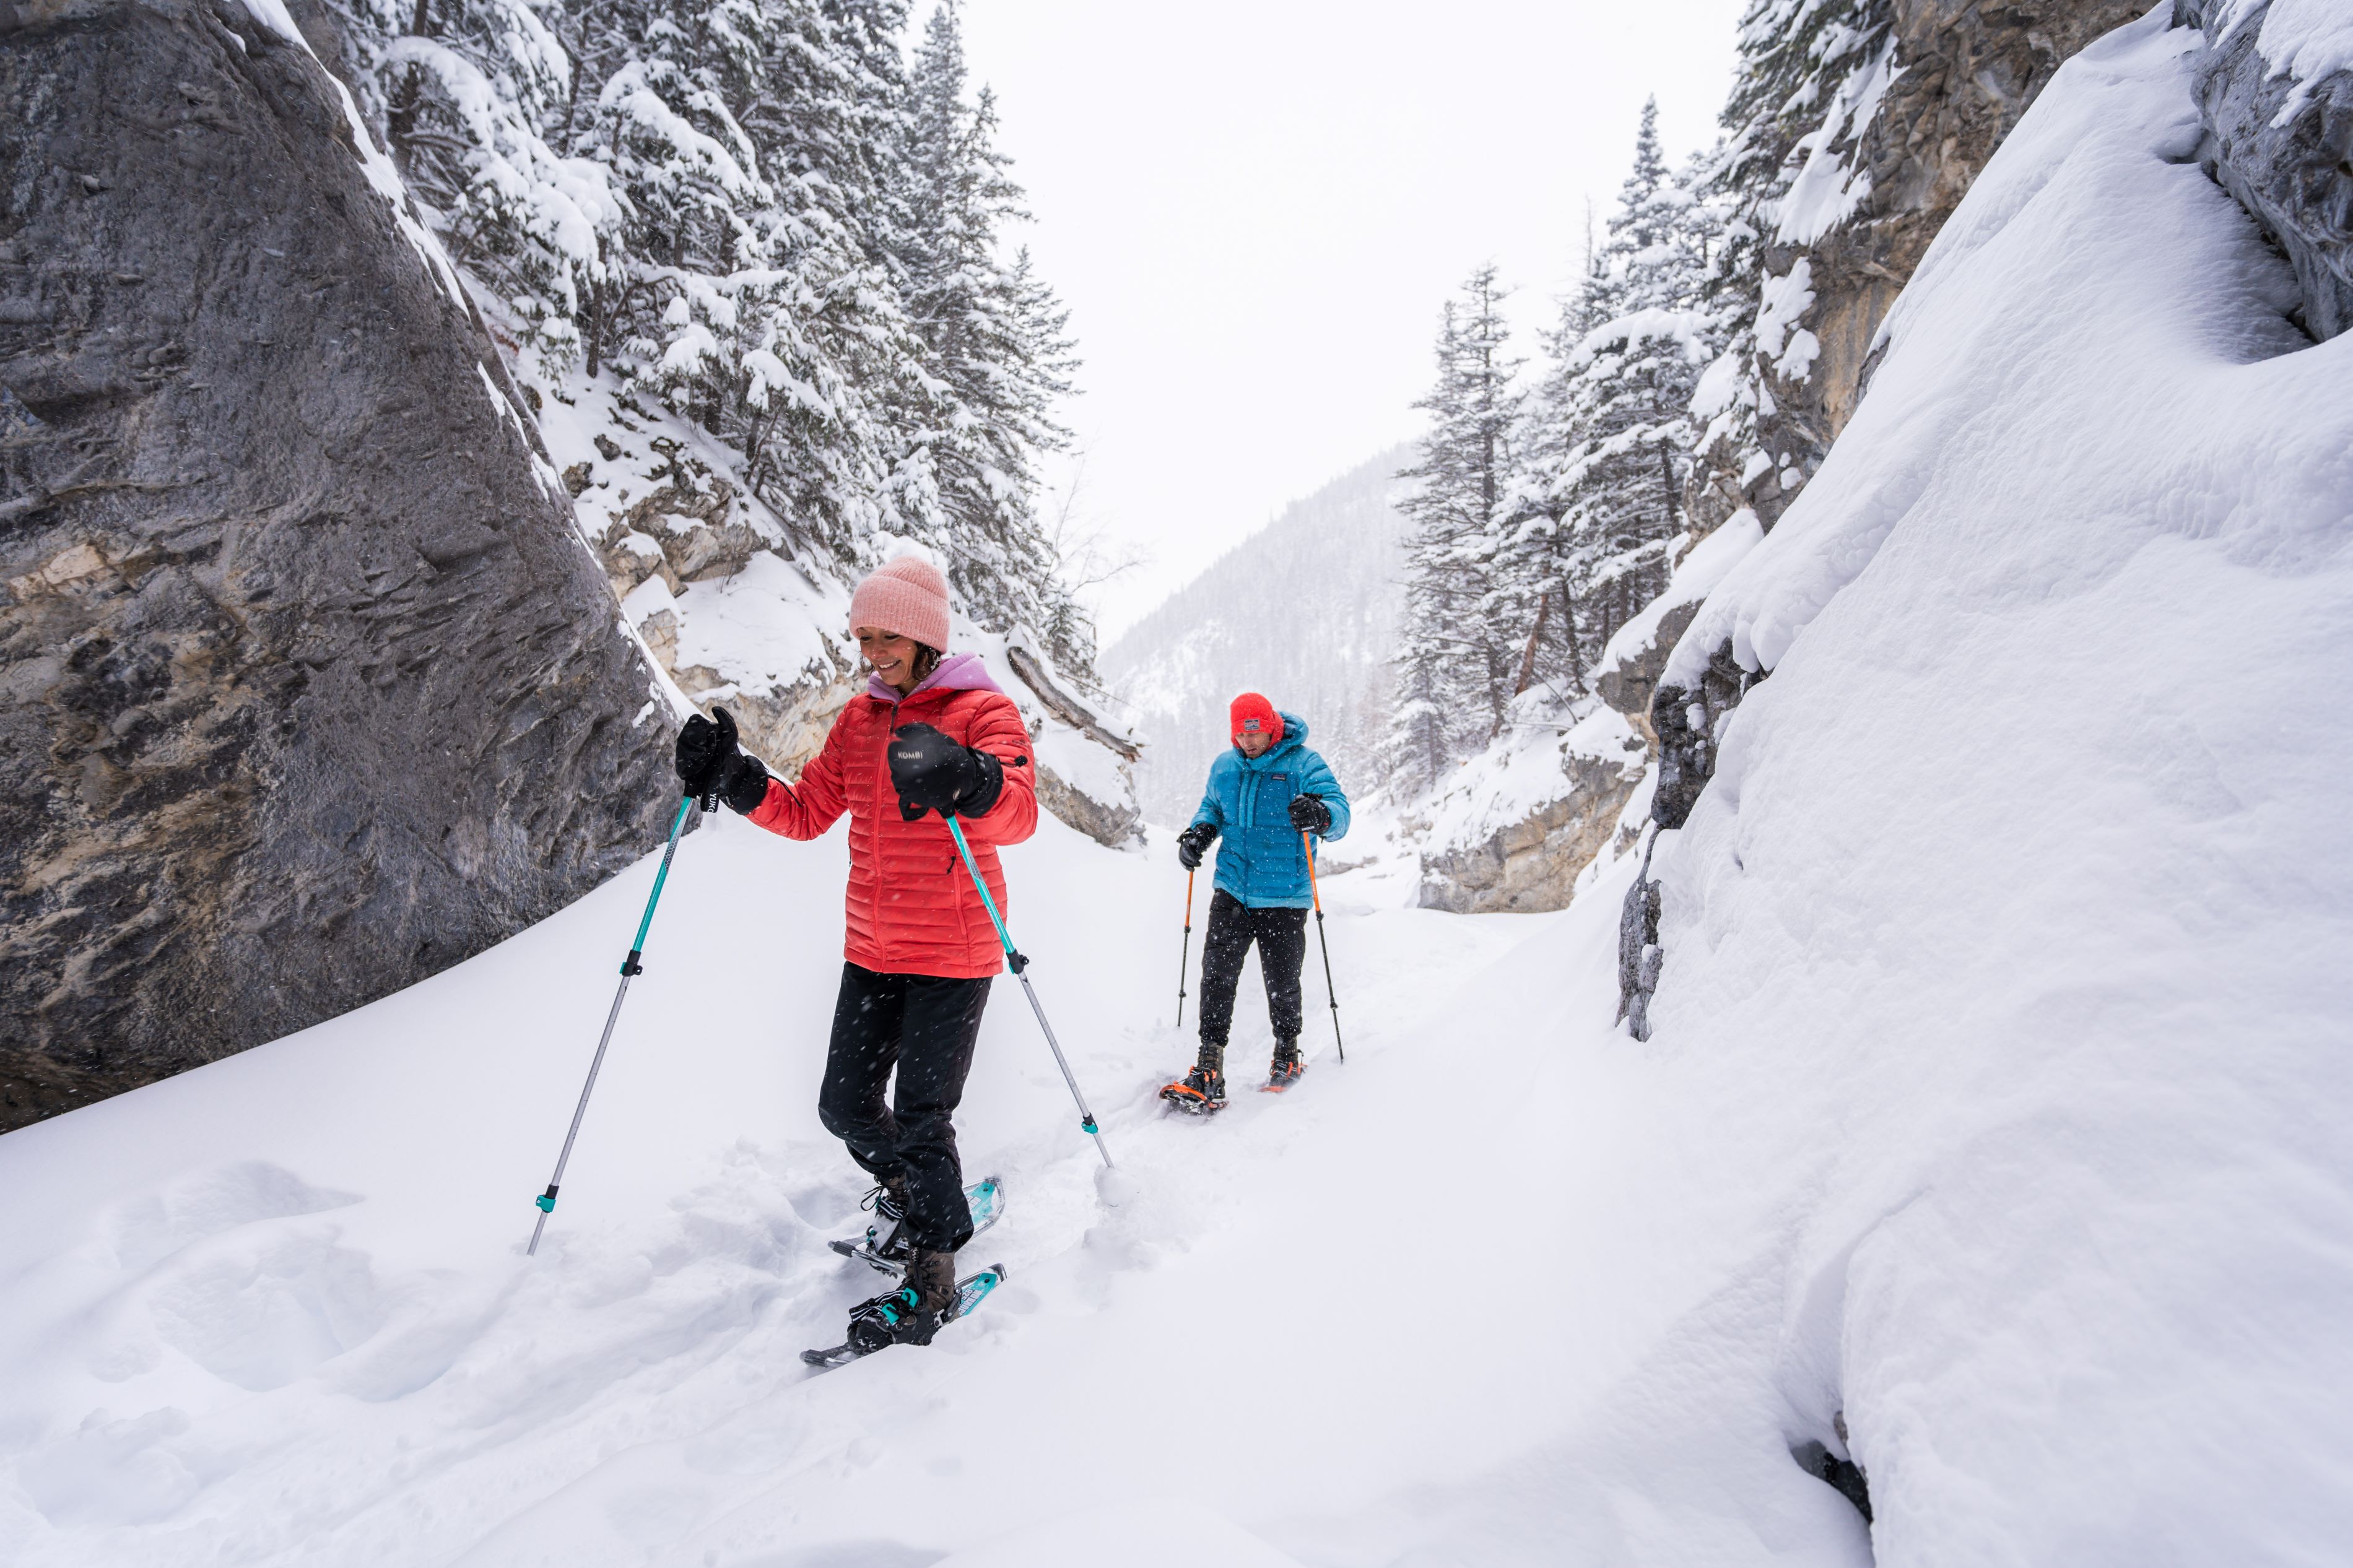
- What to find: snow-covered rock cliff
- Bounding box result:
[1599,17,2353,1554]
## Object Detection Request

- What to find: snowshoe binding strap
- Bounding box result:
[1159,1064,1227,1114]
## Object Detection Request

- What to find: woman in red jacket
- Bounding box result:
[673,555,1037,1351]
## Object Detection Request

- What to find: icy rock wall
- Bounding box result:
[1419,3,2141,919]
[2176,0,2353,340]
[1645,0,2152,901]
[1645,0,2353,888]
[0,0,674,1131]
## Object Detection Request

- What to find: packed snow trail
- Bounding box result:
[5,813,1819,1566]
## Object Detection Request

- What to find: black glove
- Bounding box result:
[675,706,771,813]
[675,707,737,802]
[1287,792,1333,834]
[715,750,770,814]
[889,722,1004,821]
[1176,822,1217,870]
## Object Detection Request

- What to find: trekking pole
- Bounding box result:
[1175,868,1195,1029]
[527,793,696,1255]
[945,815,1115,1168]
[1303,831,1345,1063]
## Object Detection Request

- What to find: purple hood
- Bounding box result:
[866,650,1004,705]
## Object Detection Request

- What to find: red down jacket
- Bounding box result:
[747,653,1038,979]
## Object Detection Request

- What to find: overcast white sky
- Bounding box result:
[955,1,1750,642]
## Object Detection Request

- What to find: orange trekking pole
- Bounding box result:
[1176,869,1196,1029]
[1302,831,1344,1062]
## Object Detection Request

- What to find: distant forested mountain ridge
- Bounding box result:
[1101,450,1409,825]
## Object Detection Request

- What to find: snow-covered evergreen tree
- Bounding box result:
[1541,102,1716,649]
[331,0,617,354]
[1685,0,1895,536]
[1391,264,1523,790]
[1500,104,1723,698]
[893,5,1082,669]
[310,0,1098,677]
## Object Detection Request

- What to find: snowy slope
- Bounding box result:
[1636,9,2353,1561]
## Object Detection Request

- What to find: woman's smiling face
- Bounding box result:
[857,626,923,693]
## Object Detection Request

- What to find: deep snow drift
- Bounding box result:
[1641,9,2353,1562]
[2,9,2349,1566]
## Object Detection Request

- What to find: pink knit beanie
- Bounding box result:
[848,555,952,650]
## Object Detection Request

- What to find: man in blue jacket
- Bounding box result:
[1162,692,1350,1110]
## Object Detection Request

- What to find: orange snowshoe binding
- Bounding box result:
[1160,1044,1229,1115]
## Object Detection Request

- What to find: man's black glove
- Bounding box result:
[675,706,771,813]
[1176,821,1217,870]
[1287,792,1333,834]
[889,722,1005,821]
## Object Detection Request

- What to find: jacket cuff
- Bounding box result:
[959,748,1006,818]
[720,754,772,814]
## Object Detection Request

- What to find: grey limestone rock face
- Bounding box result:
[2177,0,2353,342]
[0,0,674,1130]
[1690,0,2147,540]
[1415,750,1640,916]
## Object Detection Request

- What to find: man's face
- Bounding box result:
[1235,729,1274,758]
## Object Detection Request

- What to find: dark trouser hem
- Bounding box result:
[1196,889,1309,1049]
[817,961,991,1252]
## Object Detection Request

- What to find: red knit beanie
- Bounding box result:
[1230,693,1283,743]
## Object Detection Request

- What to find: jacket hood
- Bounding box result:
[868,650,1003,704]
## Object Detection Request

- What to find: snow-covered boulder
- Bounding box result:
[1592,508,1765,742]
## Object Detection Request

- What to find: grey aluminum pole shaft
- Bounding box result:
[528,969,634,1255]
[527,794,695,1254]
[946,815,1115,1168]
[1176,868,1194,1029]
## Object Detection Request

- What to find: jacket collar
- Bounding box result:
[868,651,1003,706]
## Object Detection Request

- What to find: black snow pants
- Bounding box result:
[817,962,991,1252]
[1197,889,1308,1049]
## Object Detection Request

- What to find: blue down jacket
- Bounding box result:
[1189,713,1351,909]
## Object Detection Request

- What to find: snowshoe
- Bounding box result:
[1260,1041,1306,1094]
[801,1261,1008,1371]
[1159,1063,1228,1115]
[829,1175,1004,1275]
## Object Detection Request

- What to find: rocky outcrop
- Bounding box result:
[1694,0,2147,540]
[1626,0,2352,1033]
[0,0,673,1130]
[1416,749,1640,914]
[2177,0,2353,341]
[1657,0,2149,807]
